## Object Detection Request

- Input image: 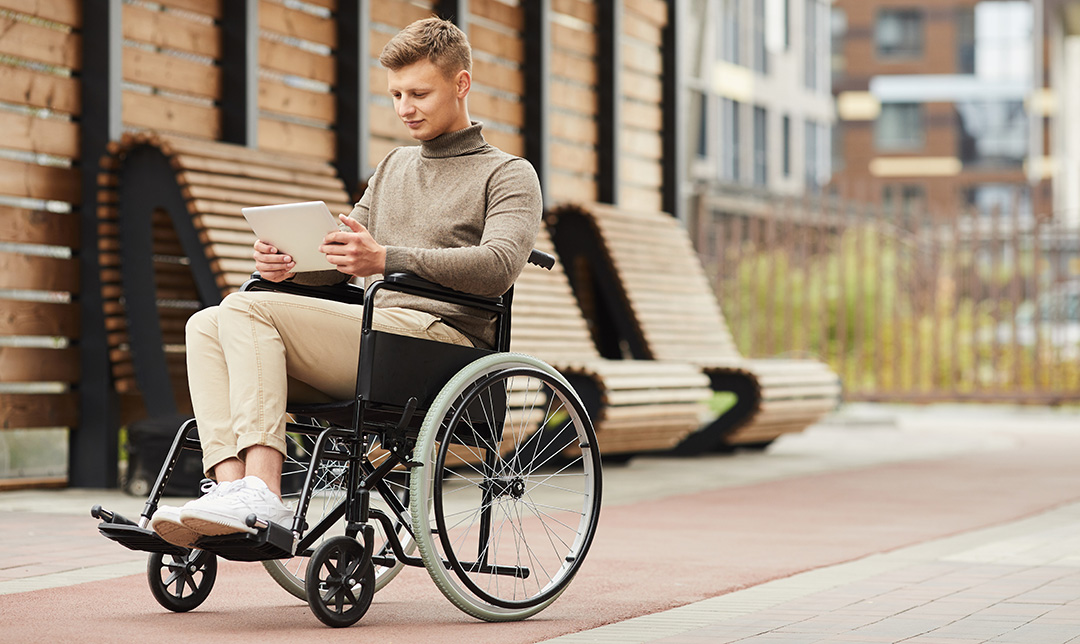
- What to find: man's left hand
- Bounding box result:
[320,214,387,277]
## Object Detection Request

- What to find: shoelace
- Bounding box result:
[198,478,245,499]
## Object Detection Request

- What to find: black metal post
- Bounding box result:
[524,0,552,206]
[221,0,258,147]
[437,0,470,28]
[72,0,123,488]
[597,0,623,205]
[336,0,371,198]
[661,0,682,219]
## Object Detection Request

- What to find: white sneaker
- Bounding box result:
[181,476,293,537]
[151,479,244,548]
[150,505,201,548]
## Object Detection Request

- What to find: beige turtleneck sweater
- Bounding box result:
[295,122,542,348]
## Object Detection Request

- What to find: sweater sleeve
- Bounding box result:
[382,158,542,297]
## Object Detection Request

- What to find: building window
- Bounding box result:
[962,183,1032,218]
[875,9,924,59]
[956,101,1027,168]
[753,106,768,186]
[831,121,844,173]
[973,1,1033,83]
[956,7,976,74]
[875,103,924,150]
[831,8,847,82]
[754,0,768,74]
[721,98,741,182]
[883,184,926,215]
[719,0,741,65]
[695,92,709,160]
[782,115,792,177]
[805,119,819,193]
[804,0,818,91]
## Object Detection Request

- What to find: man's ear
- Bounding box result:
[456,70,471,99]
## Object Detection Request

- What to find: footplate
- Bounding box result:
[196,519,296,562]
[97,521,191,557]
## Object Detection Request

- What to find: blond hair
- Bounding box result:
[379,17,472,77]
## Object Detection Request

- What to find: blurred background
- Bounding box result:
[0,0,1076,489]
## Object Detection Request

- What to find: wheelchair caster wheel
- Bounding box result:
[147,549,217,612]
[305,536,374,628]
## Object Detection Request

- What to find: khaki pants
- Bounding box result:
[186,290,472,475]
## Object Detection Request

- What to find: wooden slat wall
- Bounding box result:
[0,1,83,445]
[548,0,599,203]
[618,0,665,212]
[463,0,525,158]
[258,0,337,161]
[121,0,223,140]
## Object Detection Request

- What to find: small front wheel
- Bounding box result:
[147,549,217,612]
[305,536,375,628]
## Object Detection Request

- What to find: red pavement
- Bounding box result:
[3,428,1080,643]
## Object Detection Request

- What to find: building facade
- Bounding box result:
[1046,0,1080,226]
[682,0,835,215]
[830,0,1053,220]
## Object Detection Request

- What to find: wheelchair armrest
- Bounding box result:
[240,273,367,306]
[377,272,506,314]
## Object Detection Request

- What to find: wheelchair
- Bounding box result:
[91,249,603,627]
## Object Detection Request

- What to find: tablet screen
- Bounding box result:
[241,201,340,272]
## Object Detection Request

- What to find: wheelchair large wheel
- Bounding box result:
[264,432,414,599]
[147,549,217,612]
[410,353,602,621]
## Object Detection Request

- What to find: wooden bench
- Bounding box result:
[547,202,842,448]
[97,133,711,454]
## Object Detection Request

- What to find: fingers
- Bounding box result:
[339,213,363,232]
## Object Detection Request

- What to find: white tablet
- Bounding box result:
[241,201,341,273]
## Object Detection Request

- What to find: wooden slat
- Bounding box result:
[620,127,662,159]
[258,79,335,123]
[480,128,524,157]
[257,117,335,160]
[0,346,79,382]
[260,0,336,48]
[624,0,667,25]
[623,40,662,76]
[157,0,223,18]
[472,59,524,96]
[122,3,221,59]
[0,253,79,291]
[0,0,81,27]
[471,23,524,63]
[551,111,598,145]
[0,206,79,247]
[468,91,524,128]
[0,158,80,203]
[550,141,597,175]
[471,0,524,30]
[0,300,79,336]
[370,0,432,29]
[0,393,77,429]
[622,100,662,130]
[552,79,597,114]
[159,134,338,176]
[620,156,662,188]
[173,155,344,189]
[551,50,596,85]
[0,111,79,158]
[123,91,221,139]
[0,16,81,68]
[177,170,346,204]
[549,171,598,203]
[552,0,596,24]
[552,22,596,57]
[623,69,662,103]
[0,65,81,114]
[123,46,221,98]
[259,38,335,84]
[623,10,663,46]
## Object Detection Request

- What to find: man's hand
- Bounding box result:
[320,214,387,277]
[253,240,296,282]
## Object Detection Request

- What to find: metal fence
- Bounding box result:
[691,190,1080,404]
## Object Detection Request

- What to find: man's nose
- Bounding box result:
[398,98,415,117]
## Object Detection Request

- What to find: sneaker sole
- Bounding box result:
[151,517,203,549]
[180,509,256,537]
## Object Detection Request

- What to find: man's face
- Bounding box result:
[387,59,470,141]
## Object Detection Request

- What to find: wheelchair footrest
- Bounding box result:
[196,521,296,562]
[97,522,191,557]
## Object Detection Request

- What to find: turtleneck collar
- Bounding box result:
[420,121,488,159]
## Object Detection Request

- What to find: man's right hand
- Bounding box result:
[253,240,296,282]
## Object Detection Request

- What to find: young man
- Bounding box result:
[151,17,542,548]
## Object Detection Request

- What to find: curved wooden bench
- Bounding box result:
[547,202,841,448]
[96,133,710,454]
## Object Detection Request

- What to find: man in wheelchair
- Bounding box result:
[150,17,543,549]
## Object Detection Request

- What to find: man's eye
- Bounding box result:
[414,93,426,98]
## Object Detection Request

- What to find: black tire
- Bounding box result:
[146,549,217,612]
[305,535,375,628]
[410,354,603,621]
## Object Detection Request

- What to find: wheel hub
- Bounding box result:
[488,476,525,499]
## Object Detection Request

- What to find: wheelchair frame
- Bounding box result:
[92,250,603,627]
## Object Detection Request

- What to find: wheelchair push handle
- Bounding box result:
[528,249,555,270]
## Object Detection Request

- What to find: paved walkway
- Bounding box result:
[2,404,1079,643]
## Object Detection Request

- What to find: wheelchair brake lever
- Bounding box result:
[386,397,423,468]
